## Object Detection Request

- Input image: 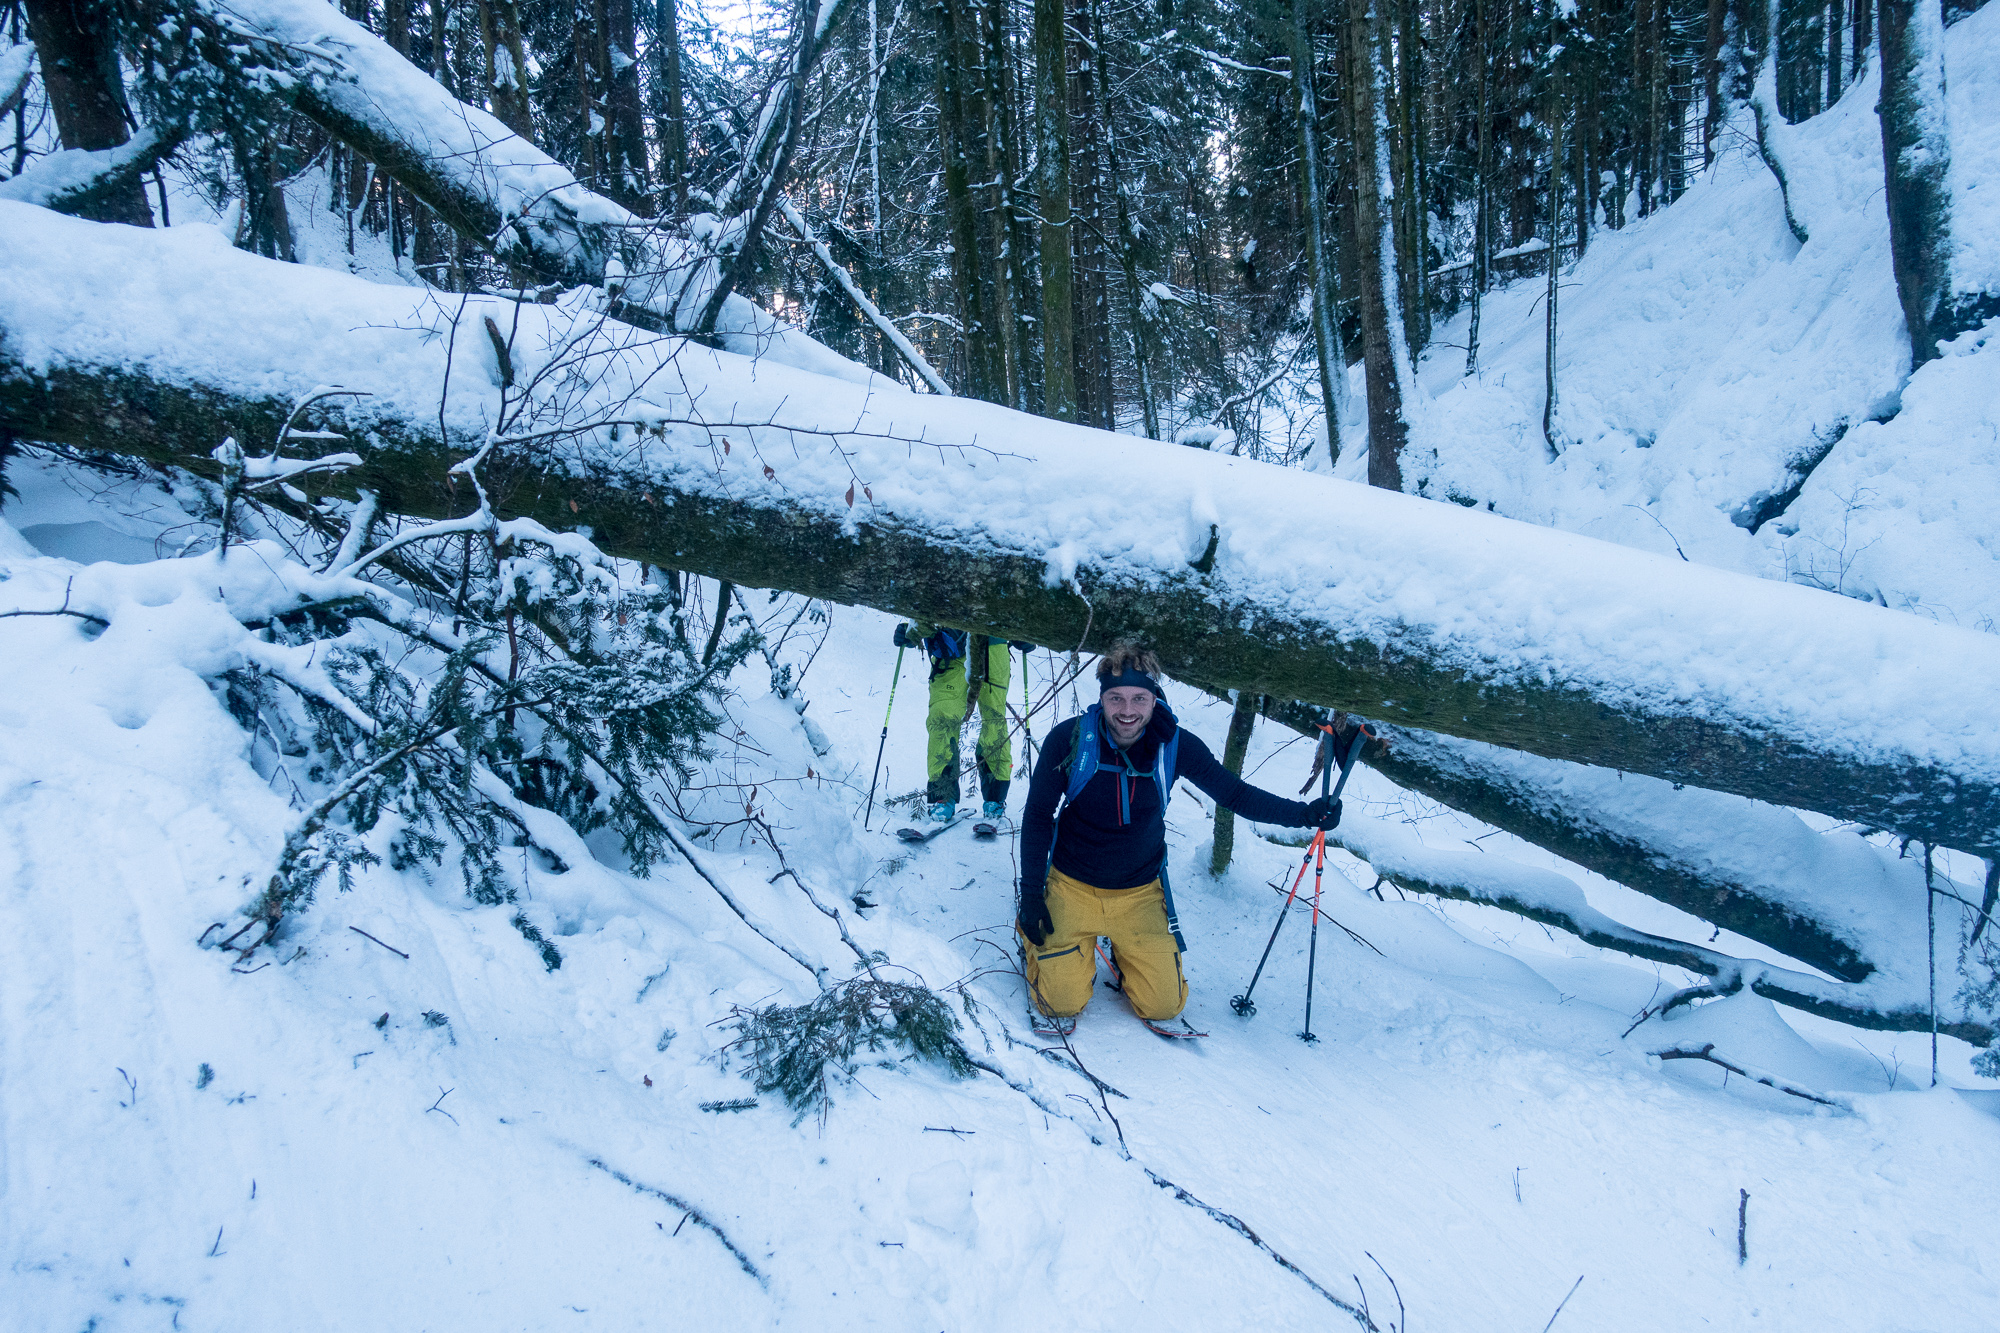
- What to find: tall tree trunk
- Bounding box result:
[1068,0,1114,428]
[656,0,688,211]
[479,0,535,140]
[1345,0,1413,489]
[938,0,1007,401]
[1750,0,1812,243]
[604,0,651,207]
[1543,48,1563,457]
[1208,690,1261,876]
[1826,0,1844,103]
[1702,0,1730,163]
[1090,0,1159,438]
[1034,0,1077,420]
[1467,0,1491,374]
[1876,0,1954,366]
[1391,0,1426,354]
[22,0,153,226]
[980,0,1026,410]
[1852,0,1870,77]
[1289,0,1349,464]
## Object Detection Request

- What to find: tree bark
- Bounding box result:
[22,0,153,226]
[655,0,689,212]
[937,0,1007,402]
[9,275,2000,858]
[477,0,535,140]
[1466,0,1490,374]
[1343,0,1412,489]
[1288,0,1349,466]
[1034,0,1077,421]
[604,0,651,208]
[1208,690,1261,877]
[1876,0,1955,365]
[1068,0,1114,428]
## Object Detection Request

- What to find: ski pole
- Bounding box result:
[1302,720,1371,1042]
[1231,719,1372,1019]
[863,643,906,830]
[1231,829,1322,1017]
[1301,726,1335,1043]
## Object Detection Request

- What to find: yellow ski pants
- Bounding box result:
[1022,868,1187,1021]
[926,637,1012,804]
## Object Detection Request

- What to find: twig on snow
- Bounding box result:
[1540,1275,1584,1332]
[1651,1042,1845,1109]
[426,1086,459,1125]
[348,926,410,959]
[1144,1169,1377,1329]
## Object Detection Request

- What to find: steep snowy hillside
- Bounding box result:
[1400,2,2000,628]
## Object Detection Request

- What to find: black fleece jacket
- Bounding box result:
[1019,701,1314,897]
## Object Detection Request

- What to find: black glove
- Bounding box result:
[1010,639,1035,653]
[1304,796,1342,831]
[1018,892,1054,947]
[893,622,912,648]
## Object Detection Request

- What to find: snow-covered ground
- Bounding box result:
[7,8,2000,1332]
[4,458,1996,1331]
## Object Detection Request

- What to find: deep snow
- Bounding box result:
[7,6,2000,1331]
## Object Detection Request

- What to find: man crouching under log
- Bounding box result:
[1016,642,1341,1034]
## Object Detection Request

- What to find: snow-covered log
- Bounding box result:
[7,203,2000,862]
[0,123,186,218]
[1227,693,1927,985]
[1333,812,1989,1045]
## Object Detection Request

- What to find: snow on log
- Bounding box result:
[5,202,2000,860]
[1229,693,1943,986]
[1332,813,1989,1045]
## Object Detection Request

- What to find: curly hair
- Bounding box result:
[1095,640,1162,684]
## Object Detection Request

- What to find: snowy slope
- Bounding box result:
[5,483,1998,1331]
[1407,3,2000,628]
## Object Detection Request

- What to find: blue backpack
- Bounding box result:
[1060,704,1187,951]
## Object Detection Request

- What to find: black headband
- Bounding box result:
[1099,666,1164,698]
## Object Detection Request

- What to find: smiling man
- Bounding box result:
[1015,642,1342,1035]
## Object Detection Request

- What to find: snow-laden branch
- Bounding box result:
[776,195,951,394]
[0,122,186,217]
[0,41,34,118]
[8,202,2000,861]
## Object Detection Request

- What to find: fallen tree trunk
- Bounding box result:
[7,202,2000,861]
[1329,810,1989,1045]
[1224,692,1942,986]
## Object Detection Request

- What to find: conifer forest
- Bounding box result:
[3,0,1999,1325]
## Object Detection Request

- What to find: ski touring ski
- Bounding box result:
[972,820,1001,839]
[1029,1009,1077,1039]
[1140,1017,1207,1040]
[895,812,973,843]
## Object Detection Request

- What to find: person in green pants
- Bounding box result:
[893,622,1032,822]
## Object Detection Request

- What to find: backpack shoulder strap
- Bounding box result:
[1157,732,1179,809]
[1064,709,1099,806]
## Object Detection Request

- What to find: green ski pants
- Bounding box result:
[926,637,1012,805]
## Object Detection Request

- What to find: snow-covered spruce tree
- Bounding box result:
[218,486,754,963]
